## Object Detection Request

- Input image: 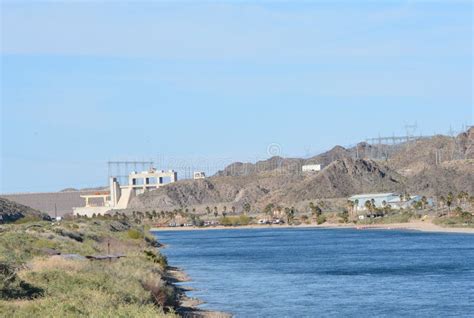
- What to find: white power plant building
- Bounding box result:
[302,164,322,172]
[73,168,177,217]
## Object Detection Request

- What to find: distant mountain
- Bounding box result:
[0,198,51,223]
[5,129,472,215]
[216,156,304,177]
[130,157,405,211]
[216,143,396,177]
[129,128,473,212]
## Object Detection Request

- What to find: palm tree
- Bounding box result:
[214,206,218,218]
[243,203,251,215]
[446,192,454,216]
[264,203,274,219]
[439,196,446,209]
[284,207,291,223]
[310,205,322,222]
[347,200,354,217]
[457,191,469,208]
[421,196,428,210]
[365,200,372,213]
[381,200,387,215]
[285,207,295,224]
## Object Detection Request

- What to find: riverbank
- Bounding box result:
[152,220,474,234]
[0,219,209,317]
[155,225,474,317]
[167,267,231,318]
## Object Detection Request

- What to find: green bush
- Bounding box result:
[433,214,474,228]
[317,215,327,225]
[14,216,43,224]
[144,250,168,269]
[219,215,251,226]
[127,229,144,240]
[0,262,43,300]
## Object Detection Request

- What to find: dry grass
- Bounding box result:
[0,219,178,317]
[26,256,86,273]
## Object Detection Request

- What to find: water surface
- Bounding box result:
[155,228,474,317]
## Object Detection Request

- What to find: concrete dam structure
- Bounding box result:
[73,168,177,217]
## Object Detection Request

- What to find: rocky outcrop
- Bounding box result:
[0,198,51,223]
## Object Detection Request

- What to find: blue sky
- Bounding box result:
[1,1,472,193]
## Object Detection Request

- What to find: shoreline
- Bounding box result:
[152,221,474,234]
[157,219,472,317]
[166,266,232,318]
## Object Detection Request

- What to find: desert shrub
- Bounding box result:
[317,215,327,225]
[109,221,131,232]
[220,215,251,226]
[300,215,310,224]
[14,215,43,224]
[142,278,177,309]
[382,212,414,224]
[1,258,175,317]
[0,262,43,300]
[238,215,251,225]
[337,210,349,223]
[55,229,84,242]
[145,235,161,248]
[144,251,168,269]
[0,220,178,317]
[433,214,473,228]
[127,229,144,240]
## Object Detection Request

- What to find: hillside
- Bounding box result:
[3,129,472,215]
[130,128,473,212]
[129,157,405,211]
[0,198,51,223]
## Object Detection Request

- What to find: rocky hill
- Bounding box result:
[4,129,472,215]
[129,128,473,212]
[0,198,51,223]
[130,157,406,211]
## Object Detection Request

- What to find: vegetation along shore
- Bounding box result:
[0,213,229,318]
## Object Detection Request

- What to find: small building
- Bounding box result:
[193,171,206,180]
[302,164,322,172]
[348,193,423,212]
[73,168,177,217]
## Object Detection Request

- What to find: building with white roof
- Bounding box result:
[349,193,423,211]
[302,164,322,172]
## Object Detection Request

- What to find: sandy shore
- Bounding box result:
[152,221,474,234]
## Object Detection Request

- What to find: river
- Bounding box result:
[155,228,474,317]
